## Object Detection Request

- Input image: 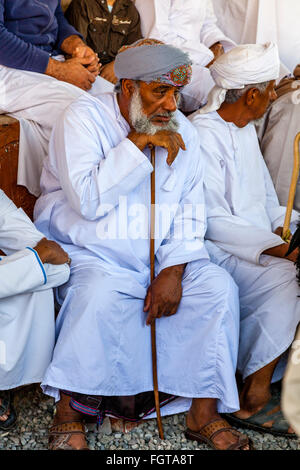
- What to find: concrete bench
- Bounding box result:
[0,115,37,220]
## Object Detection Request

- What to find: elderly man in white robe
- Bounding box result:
[213,0,300,212]
[0,190,70,430]
[134,0,235,112]
[34,39,251,451]
[190,43,300,437]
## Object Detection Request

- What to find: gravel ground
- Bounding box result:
[0,384,299,451]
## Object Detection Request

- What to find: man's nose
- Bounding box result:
[162,92,178,112]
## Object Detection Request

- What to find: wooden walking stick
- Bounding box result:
[282,132,300,242]
[149,144,164,440]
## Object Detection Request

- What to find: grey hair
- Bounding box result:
[224,81,270,104]
[114,79,140,94]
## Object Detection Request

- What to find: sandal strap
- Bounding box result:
[225,429,250,450]
[0,392,11,416]
[49,434,75,451]
[198,418,233,441]
[49,421,89,450]
[246,397,280,423]
[197,418,250,450]
[243,398,291,433]
[49,421,86,435]
[49,435,89,451]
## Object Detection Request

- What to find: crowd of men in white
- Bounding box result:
[1,0,300,451]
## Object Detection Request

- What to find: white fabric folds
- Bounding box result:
[200,42,280,114]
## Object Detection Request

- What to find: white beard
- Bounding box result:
[129,88,179,135]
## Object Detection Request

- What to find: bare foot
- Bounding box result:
[110,418,141,433]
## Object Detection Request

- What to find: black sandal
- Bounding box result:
[0,391,17,431]
[223,396,297,438]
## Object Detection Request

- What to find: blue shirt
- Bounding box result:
[0,0,81,73]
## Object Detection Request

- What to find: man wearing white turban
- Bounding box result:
[34,39,250,451]
[212,0,300,213]
[190,43,300,437]
[199,42,280,114]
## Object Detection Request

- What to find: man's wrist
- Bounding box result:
[128,131,149,152]
[34,246,49,264]
[61,35,85,55]
[45,57,58,77]
[161,264,187,279]
[262,243,288,258]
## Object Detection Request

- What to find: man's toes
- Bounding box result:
[213,430,240,449]
[68,434,87,450]
[261,419,274,429]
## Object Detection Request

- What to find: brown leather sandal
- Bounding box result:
[49,421,90,450]
[185,418,252,450]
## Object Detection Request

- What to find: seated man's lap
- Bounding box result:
[220,254,297,297]
[47,257,240,400]
[182,259,237,299]
[213,251,300,334]
[0,65,113,116]
[56,257,239,340]
[58,257,237,307]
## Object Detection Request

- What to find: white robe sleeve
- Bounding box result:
[0,248,69,298]
[0,190,70,296]
[51,102,153,221]
[0,249,46,298]
[156,131,209,272]
[202,144,285,265]
[200,0,236,51]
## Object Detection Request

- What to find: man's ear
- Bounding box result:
[246,87,259,106]
[122,79,136,98]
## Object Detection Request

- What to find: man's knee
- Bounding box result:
[183,261,239,307]
[68,269,123,315]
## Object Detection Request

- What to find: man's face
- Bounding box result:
[251,80,277,121]
[128,81,180,135]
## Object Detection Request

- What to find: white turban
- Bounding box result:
[200,42,280,114]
